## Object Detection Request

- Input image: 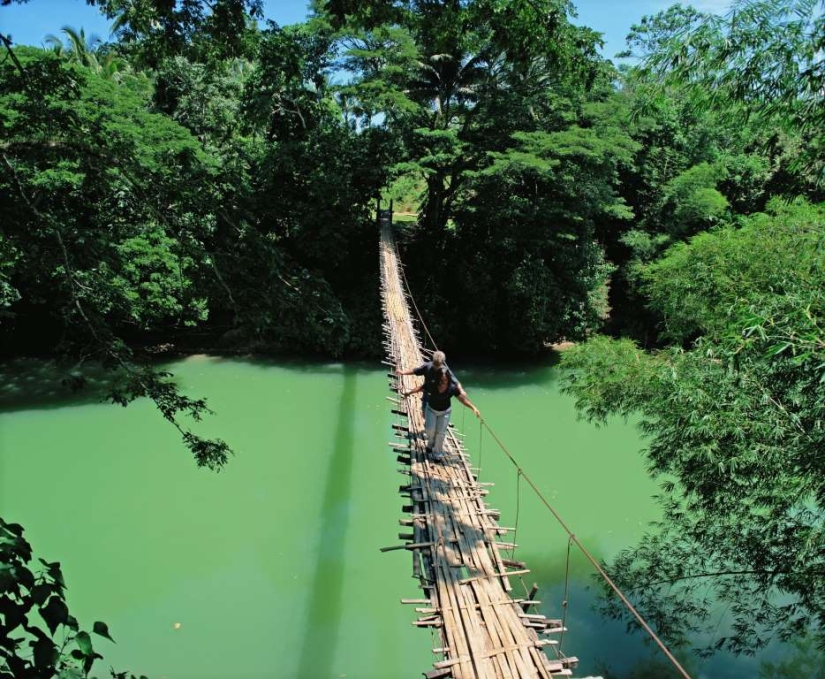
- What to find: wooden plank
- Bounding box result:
[424,669,453,679]
[380,541,436,553]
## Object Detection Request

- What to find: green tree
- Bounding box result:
[0,48,230,468]
[621,0,824,189]
[328,0,603,234]
[442,98,638,351]
[45,26,129,80]
[45,26,101,66]
[597,48,813,341]
[656,162,729,239]
[325,0,620,352]
[98,0,264,67]
[562,200,825,655]
[1,0,264,68]
[203,22,394,356]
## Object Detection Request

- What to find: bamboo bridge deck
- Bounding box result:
[379,220,579,679]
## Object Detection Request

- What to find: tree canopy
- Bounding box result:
[563,201,825,654]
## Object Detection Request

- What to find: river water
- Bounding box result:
[0,356,786,678]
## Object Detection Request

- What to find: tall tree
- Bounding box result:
[323,0,622,351]
[0,48,231,468]
[1,0,264,67]
[562,199,825,655]
[621,0,824,190]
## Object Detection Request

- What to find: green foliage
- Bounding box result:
[109,366,231,470]
[334,23,420,122]
[232,23,391,355]
[759,636,825,678]
[327,0,629,351]
[643,199,824,341]
[438,104,636,351]
[0,49,218,333]
[382,171,424,213]
[562,199,825,655]
[153,56,246,147]
[0,47,233,467]
[623,0,824,188]
[657,162,729,238]
[596,57,816,340]
[93,0,263,67]
[328,0,605,234]
[0,517,139,678]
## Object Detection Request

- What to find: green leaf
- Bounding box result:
[0,598,26,633]
[39,595,69,635]
[38,559,66,589]
[766,342,792,357]
[7,536,33,563]
[31,636,58,671]
[93,620,115,642]
[31,583,53,606]
[0,564,14,593]
[75,630,93,656]
[1,522,24,538]
[14,562,34,591]
[84,650,102,674]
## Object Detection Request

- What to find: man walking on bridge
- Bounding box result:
[395,350,459,414]
[401,362,480,461]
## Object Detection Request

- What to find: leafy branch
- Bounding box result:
[0,518,144,679]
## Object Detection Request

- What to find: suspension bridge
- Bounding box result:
[378,211,694,679]
[379,218,578,679]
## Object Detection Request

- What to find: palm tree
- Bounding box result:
[45,26,101,67]
[44,26,127,80]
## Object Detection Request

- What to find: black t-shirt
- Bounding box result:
[426,381,461,411]
[413,361,458,396]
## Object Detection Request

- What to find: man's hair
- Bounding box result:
[436,366,450,381]
[432,350,446,365]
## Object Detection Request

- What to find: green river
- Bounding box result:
[0,357,784,678]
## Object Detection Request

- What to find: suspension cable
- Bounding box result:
[479,417,692,679]
[477,417,483,483]
[398,258,438,350]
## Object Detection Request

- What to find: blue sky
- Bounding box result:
[1,0,732,60]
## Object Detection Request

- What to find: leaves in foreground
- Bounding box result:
[561,200,825,655]
[0,518,145,679]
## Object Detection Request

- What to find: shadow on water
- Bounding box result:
[0,352,559,415]
[295,365,358,679]
[0,356,381,414]
[0,358,122,413]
